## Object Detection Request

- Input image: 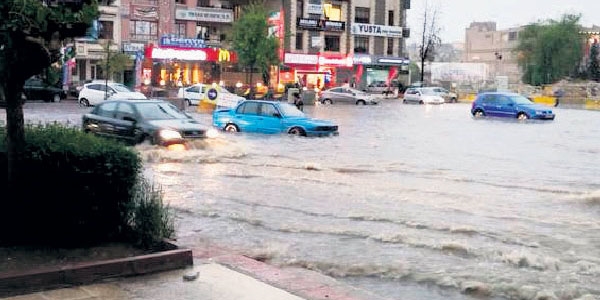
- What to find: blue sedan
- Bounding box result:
[471,92,555,120]
[212,100,339,136]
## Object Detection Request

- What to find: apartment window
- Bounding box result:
[175,0,186,4]
[387,38,393,55]
[98,21,113,39]
[508,31,518,41]
[324,35,340,51]
[196,24,210,39]
[175,22,186,38]
[297,0,304,18]
[296,32,304,50]
[130,20,158,41]
[388,10,394,26]
[354,37,368,53]
[355,7,369,24]
[197,0,210,6]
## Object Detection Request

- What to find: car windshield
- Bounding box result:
[420,89,436,95]
[278,103,305,117]
[112,84,134,92]
[508,95,533,104]
[136,102,189,120]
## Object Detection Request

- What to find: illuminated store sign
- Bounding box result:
[297,18,345,31]
[351,23,404,38]
[284,53,319,65]
[160,36,205,49]
[151,48,207,61]
[318,55,353,67]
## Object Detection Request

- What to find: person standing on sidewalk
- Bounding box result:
[553,88,564,107]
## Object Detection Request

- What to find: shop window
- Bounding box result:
[175,0,186,4]
[354,37,368,53]
[355,7,369,24]
[387,38,393,55]
[323,3,341,21]
[99,21,113,39]
[175,22,186,38]
[197,0,209,7]
[196,24,209,39]
[508,31,518,41]
[296,32,304,50]
[388,10,394,26]
[130,20,158,41]
[296,0,304,18]
[324,35,340,52]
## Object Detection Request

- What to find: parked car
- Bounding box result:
[78,82,146,107]
[422,87,458,103]
[82,99,215,148]
[319,87,378,105]
[22,77,66,103]
[212,100,339,137]
[177,83,246,107]
[402,87,445,104]
[364,80,393,95]
[471,92,555,120]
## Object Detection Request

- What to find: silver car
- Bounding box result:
[319,87,378,105]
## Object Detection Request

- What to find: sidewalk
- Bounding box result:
[1,255,391,300]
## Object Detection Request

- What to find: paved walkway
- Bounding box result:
[1,256,390,300]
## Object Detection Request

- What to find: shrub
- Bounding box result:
[0,123,173,247]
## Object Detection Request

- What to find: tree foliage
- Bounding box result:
[0,0,99,186]
[589,43,600,82]
[515,14,583,86]
[231,1,280,96]
[100,41,134,82]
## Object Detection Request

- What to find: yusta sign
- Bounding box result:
[351,23,403,38]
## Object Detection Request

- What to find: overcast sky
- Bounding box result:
[406,0,600,44]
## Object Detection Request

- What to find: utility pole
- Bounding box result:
[105,40,110,99]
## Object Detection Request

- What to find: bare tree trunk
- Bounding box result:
[248,64,255,99]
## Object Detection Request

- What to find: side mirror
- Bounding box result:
[273,112,282,118]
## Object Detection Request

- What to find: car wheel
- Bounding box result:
[79,98,90,107]
[517,112,529,120]
[185,99,192,106]
[451,97,457,103]
[52,93,61,103]
[288,127,305,136]
[323,99,333,105]
[224,123,239,132]
[473,109,485,118]
[419,100,424,104]
[356,100,366,105]
[402,99,407,104]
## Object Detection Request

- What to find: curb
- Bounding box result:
[0,243,193,298]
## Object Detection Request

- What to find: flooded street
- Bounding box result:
[4,100,600,299]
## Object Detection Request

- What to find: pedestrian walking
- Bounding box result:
[293,92,303,111]
[553,88,564,107]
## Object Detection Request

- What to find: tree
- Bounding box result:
[231,1,280,98]
[100,41,134,82]
[0,0,99,186]
[417,0,441,84]
[515,14,583,86]
[589,43,600,82]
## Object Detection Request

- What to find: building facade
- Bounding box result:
[275,0,411,90]
[463,21,522,86]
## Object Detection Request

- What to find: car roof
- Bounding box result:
[478,91,520,96]
[99,99,165,104]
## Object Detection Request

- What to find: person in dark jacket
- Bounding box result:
[293,92,303,111]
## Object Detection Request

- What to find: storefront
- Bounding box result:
[143,36,237,88]
[283,52,353,90]
[352,54,410,91]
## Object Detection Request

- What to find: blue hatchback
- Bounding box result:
[471,92,555,120]
[212,100,339,136]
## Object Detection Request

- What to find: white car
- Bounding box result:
[177,84,245,107]
[402,87,445,104]
[421,87,458,103]
[78,82,147,107]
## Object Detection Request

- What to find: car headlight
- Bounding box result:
[159,129,182,140]
[205,128,219,139]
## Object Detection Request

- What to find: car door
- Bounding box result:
[184,85,203,104]
[232,101,261,132]
[87,84,109,105]
[481,94,501,116]
[339,88,356,103]
[85,102,118,138]
[112,102,139,143]
[403,88,419,103]
[258,102,283,133]
[496,95,518,118]
[24,78,43,100]
[326,88,345,103]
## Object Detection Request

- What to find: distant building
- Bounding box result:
[463,21,522,85]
